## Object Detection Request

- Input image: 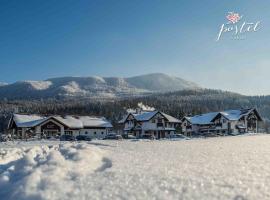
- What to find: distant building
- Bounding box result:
[118,109,181,139]
[7,114,113,139]
[181,108,263,136]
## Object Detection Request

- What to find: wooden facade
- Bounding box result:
[119,110,181,139]
[7,114,113,139]
[181,108,263,136]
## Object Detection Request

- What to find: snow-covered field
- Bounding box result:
[1,135,270,200]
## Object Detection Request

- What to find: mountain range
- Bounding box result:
[0,73,199,100]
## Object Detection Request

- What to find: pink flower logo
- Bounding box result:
[226,12,242,24]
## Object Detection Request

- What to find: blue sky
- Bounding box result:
[0,0,270,95]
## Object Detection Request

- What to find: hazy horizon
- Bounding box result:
[1,1,270,95]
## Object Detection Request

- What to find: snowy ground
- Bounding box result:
[1,135,270,200]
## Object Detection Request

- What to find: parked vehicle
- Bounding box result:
[166,134,190,140]
[60,135,75,141]
[76,135,92,141]
[139,134,155,140]
[46,135,60,140]
[122,134,137,139]
[0,134,13,142]
[0,135,7,142]
[103,134,123,140]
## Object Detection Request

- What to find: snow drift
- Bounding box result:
[0,143,107,200]
[1,135,269,200]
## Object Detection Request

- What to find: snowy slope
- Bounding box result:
[127,73,199,92]
[1,134,270,200]
[0,73,200,99]
[0,82,8,87]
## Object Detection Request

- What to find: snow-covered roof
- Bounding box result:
[10,114,112,129]
[160,112,181,123]
[118,111,181,123]
[118,115,129,124]
[185,108,261,125]
[53,116,83,129]
[76,116,113,128]
[12,114,47,128]
[186,112,219,125]
[219,109,256,121]
[133,111,159,121]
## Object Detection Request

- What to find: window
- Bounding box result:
[85,131,88,134]
[65,131,72,135]
[101,132,104,134]
[94,132,97,135]
[152,119,155,123]
[222,119,226,123]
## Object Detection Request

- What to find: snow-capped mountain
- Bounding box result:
[0,82,8,87]
[0,73,200,99]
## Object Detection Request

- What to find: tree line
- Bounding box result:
[1,89,270,133]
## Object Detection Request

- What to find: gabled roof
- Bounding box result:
[53,116,83,129]
[11,114,47,128]
[76,116,113,128]
[118,113,134,124]
[185,112,219,125]
[160,112,181,123]
[213,108,262,122]
[219,110,244,121]
[184,108,262,125]
[9,114,113,129]
[133,111,159,121]
[118,110,181,123]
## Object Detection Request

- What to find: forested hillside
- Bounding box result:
[1,89,270,132]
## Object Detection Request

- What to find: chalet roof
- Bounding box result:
[185,108,262,125]
[76,116,113,128]
[9,114,113,129]
[118,110,181,123]
[117,113,131,124]
[133,111,159,121]
[160,112,181,123]
[219,108,257,121]
[185,112,219,125]
[12,114,47,128]
[54,116,83,129]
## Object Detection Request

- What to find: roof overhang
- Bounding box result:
[250,108,263,121]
